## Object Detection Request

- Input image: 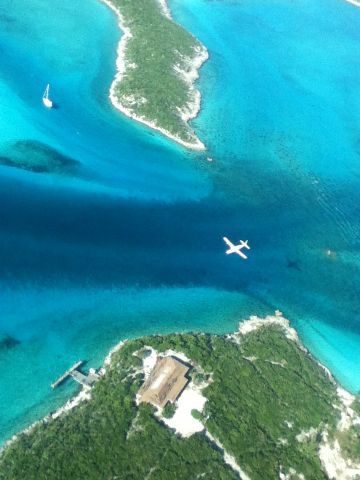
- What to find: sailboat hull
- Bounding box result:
[42,84,53,108]
[42,97,53,108]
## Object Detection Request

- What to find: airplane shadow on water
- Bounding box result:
[286,258,301,272]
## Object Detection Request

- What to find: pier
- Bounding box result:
[51,361,100,389]
[51,361,84,389]
[71,369,99,388]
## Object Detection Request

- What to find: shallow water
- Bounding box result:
[0,0,359,443]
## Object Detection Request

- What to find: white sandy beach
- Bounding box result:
[99,0,208,151]
[345,0,360,6]
[234,310,303,346]
[157,0,172,19]
[103,339,126,368]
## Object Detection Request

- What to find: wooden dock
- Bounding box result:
[51,361,84,389]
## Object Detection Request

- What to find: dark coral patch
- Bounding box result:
[0,140,81,175]
[0,335,20,350]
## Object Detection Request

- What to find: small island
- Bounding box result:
[1,313,359,479]
[101,0,208,150]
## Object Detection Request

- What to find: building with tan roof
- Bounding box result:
[138,356,190,408]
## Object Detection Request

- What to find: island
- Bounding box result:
[0,313,359,480]
[101,0,208,150]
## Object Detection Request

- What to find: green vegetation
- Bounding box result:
[191,409,203,421]
[0,324,359,480]
[144,327,340,479]
[110,0,207,147]
[162,402,176,419]
[353,398,360,416]
[0,345,235,480]
[336,425,360,463]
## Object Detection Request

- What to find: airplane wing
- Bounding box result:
[236,250,248,259]
[223,237,233,248]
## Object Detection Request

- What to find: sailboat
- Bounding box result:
[42,84,53,108]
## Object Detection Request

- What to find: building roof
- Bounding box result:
[138,356,190,408]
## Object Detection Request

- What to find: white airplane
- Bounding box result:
[223,237,250,260]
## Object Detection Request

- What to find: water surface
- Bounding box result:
[0,0,359,444]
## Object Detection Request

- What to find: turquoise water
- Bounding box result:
[0,0,359,443]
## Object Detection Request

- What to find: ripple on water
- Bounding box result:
[0,0,360,445]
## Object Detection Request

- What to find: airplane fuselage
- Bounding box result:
[223,237,250,260]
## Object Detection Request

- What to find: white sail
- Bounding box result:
[42,84,53,108]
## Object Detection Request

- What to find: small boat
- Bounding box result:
[42,84,53,108]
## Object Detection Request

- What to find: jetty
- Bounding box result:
[71,369,99,388]
[51,361,84,389]
[51,361,100,389]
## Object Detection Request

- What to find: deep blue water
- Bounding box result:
[0,0,359,443]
